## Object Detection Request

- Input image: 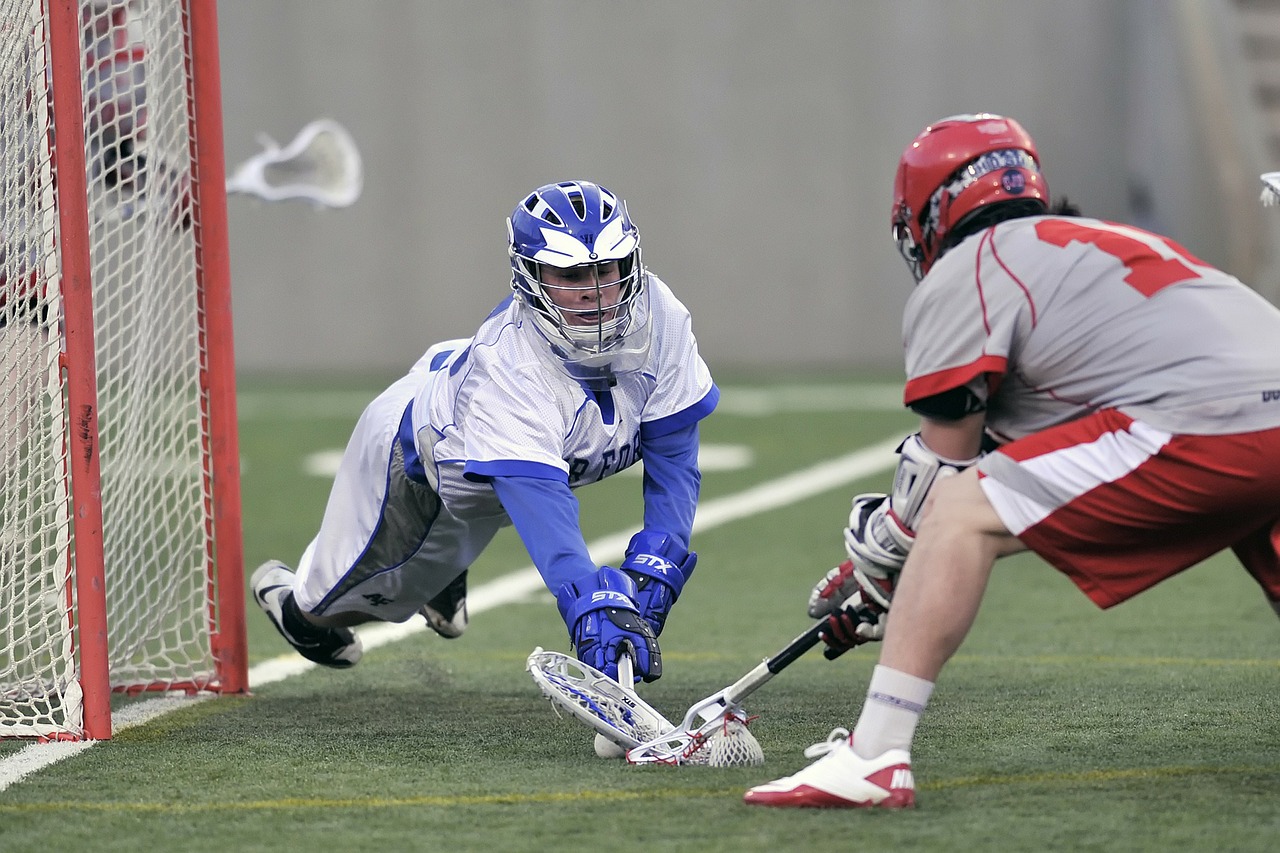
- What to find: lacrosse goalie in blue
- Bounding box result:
[252,180,718,684]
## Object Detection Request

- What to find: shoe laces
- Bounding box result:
[802,727,852,759]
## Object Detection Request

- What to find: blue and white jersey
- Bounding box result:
[406,274,718,523]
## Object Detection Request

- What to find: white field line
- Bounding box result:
[304,443,755,480]
[236,382,905,420]
[0,435,902,793]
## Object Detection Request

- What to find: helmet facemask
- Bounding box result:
[891,204,926,283]
[511,250,651,378]
[508,181,653,381]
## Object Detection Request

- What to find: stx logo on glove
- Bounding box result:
[626,553,677,575]
[589,590,634,606]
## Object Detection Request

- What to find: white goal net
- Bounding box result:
[0,0,246,740]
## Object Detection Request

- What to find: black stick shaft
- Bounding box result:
[717,619,828,709]
[765,619,828,673]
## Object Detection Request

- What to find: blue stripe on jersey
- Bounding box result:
[464,458,568,483]
[398,401,429,485]
[491,475,595,591]
[640,421,700,548]
[641,383,720,439]
[578,380,615,425]
[448,345,472,377]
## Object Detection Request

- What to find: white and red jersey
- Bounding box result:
[907,215,1280,609]
[902,215,1280,442]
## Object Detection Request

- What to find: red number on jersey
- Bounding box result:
[1035,219,1209,297]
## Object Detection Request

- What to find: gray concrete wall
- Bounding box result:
[217,0,1214,376]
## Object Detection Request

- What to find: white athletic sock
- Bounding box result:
[850,665,935,759]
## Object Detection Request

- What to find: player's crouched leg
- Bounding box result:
[420,570,469,639]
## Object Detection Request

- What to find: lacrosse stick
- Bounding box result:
[624,619,829,766]
[1261,171,1280,207]
[526,646,674,750]
[526,643,765,766]
[225,119,363,208]
[589,649,638,758]
[595,652,639,757]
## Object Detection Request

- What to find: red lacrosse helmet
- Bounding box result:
[891,113,1048,280]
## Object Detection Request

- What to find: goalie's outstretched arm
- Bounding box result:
[492,474,662,683]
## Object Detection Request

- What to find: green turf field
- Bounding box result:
[0,373,1276,851]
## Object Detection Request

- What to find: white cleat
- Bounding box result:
[251,560,363,668]
[743,731,915,809]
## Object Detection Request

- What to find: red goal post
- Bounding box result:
[0,0,247,740]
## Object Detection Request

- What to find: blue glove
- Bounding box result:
[556,566,662,683]
[618,530,697,636]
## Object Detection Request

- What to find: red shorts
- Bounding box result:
[977,409,1280,608]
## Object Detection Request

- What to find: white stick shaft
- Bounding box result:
[617,653,634,687]
[720,660,774,707]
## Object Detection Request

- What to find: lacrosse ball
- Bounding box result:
[593,732,627,759]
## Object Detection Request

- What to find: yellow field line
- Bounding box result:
[0,764,1273,814]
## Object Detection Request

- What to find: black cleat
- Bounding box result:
[251,560,363,668]
[420,571,468,639]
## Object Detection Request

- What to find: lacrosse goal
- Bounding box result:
[0,0,247,740]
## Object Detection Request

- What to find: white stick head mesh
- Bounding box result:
[527,648,767,767]
[526,648,673,749]
[681,711,765,767]
[625,707,766,767]
[226,119,363,208]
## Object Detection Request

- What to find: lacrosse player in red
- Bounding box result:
[745,113,1280,808]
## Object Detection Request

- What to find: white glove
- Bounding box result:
[842,492,912,581]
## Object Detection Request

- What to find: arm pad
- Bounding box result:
[886,432,983,537]
[842,434,983,580]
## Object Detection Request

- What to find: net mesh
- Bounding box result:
[1,0,79,738]
[682,711,765,768]
[0,0,226,738]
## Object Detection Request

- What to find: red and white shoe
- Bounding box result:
[743,730,915,809]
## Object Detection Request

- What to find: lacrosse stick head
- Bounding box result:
[226,119,363,208]
[675,710,765,767]
[1261,172,1280,207]
[526,647,673,750]
[625,702,765,767]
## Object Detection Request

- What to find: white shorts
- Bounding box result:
[291,371,505,622]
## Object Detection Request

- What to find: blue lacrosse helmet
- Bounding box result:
[508,180,651,379]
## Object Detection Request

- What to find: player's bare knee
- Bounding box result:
[917,471,979,526]
[917,472,1011,550]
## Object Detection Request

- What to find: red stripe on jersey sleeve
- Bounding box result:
[904,354,1007,405]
